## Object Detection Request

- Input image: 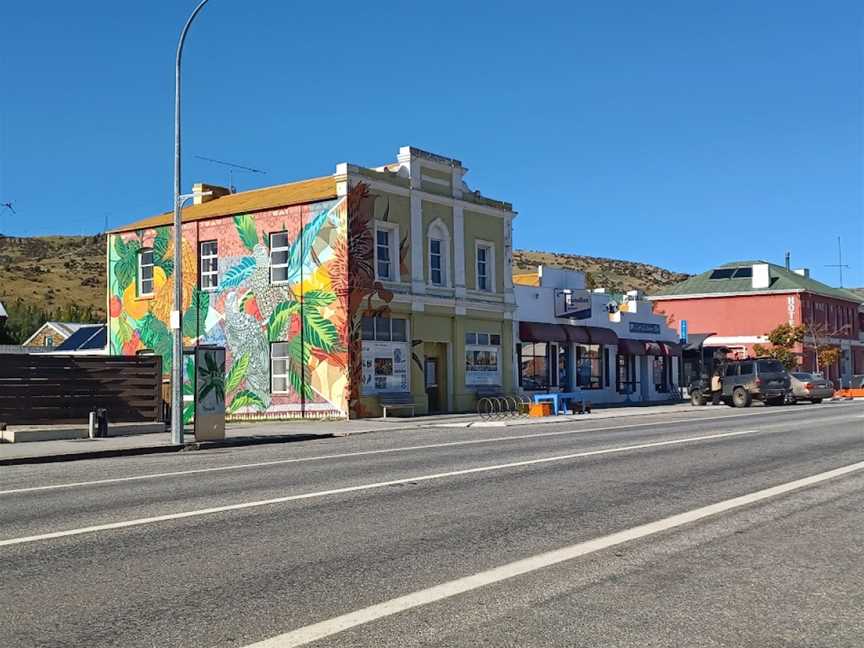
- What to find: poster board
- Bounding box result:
[361,340,409,394]
[465,345,502,386]
[194,346,226,441]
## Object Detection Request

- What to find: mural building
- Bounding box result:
[107,147,517,419]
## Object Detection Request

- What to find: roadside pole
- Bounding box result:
[171,0,210,446]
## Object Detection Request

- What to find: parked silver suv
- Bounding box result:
[721,358,790,407]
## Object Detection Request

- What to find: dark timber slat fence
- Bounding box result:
[0,354,163,425]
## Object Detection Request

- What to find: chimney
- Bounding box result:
[785,251,791,270]
[794,268,810,278]
[192,183,231,205]
[752,263,770,289]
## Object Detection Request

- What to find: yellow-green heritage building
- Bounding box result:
[347,146,517,416]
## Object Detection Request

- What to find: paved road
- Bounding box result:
[1,402,862,647]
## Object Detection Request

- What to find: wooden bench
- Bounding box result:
[378,392,416,418]
[474,385,504,398]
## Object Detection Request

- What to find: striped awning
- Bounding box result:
[518,322,619,345]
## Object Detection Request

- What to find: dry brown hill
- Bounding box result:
[0,236,690,325]
[0,234,107,316]
[514,249,690,294]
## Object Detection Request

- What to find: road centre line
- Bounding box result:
[241,459,864,648]
[0,429,764,547]
[0,405,836,497]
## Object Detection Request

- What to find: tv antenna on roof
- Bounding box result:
[825,236,850,287]
[193,156,267,193]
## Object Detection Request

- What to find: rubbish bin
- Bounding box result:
[95,408,108,438]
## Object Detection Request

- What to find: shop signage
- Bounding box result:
[629,322,660,335]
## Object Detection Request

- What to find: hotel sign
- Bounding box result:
[629,322,660,335]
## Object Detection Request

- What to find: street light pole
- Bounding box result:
[172,0,210,446]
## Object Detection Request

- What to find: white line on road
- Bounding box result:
[0,428,760,547]
[1,405,844,496]
[242,459,864,648]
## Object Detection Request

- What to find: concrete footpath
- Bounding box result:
[0,402,697,465]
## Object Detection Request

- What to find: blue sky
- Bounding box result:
[1,1,862,286]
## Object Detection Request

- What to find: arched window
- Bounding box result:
[427,219,450,287]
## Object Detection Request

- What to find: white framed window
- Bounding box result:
[361,316,407,342]
[270,232,290,284]
[44,335,54,348]
[137,248,154,297]
[270,342,291,393]
[430,239,443,285]
[427,218,450,287]
[475,241,495,292]
[199,240,219,291]
[374,222,400,282]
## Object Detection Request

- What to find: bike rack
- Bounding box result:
[476,394,533,420]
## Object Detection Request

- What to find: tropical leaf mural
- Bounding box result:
[267,301,300,342]
[225,353,249,394]
[302,290,336,307]
[233,214,259,251]
[302,308,339,353]
[287,336,313,400]
[182,287,210,340]
[282,207,330,285]
[222,256,256,288]
[229,389,266,413]
[113,236,141,291]
[108,194,349,419]
[197,352,226,404]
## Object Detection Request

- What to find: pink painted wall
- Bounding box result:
[652,293,799,337]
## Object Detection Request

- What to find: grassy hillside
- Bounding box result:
[0,234,107,314]
[0,234,106,342]
[514,249,690,294]
[0,234,692,341]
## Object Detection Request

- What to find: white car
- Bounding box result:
[789,372,834,403]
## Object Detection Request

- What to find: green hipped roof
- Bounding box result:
[652,260,864,304]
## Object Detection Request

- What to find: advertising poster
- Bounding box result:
[362,340,409,394]
[465,347,501,386]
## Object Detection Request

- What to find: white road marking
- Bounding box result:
[243,459,864,648]
[0,429,760,547]
[0,404,839,496]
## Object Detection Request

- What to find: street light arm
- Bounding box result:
[176,0,211,68]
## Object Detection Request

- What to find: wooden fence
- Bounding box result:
[0,354,163,425]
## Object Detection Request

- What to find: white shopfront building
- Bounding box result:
[514,266,682,405]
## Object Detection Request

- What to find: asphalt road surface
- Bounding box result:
[2,402,863,647]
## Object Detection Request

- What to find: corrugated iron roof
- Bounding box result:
[110,175,338,233]
[652,261,863,304]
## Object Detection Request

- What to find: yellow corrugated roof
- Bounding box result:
[512,272,540,287]
[110,175,338,233]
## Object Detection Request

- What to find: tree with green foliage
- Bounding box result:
[752,323,806,370]
[0,297,100,344]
